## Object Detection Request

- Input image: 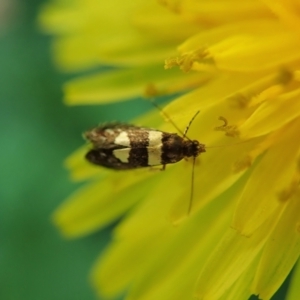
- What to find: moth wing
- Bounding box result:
[84,123,146,149]
[85,122,166,152]
[85,149,134,170]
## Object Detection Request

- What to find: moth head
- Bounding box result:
[185,140,206,157]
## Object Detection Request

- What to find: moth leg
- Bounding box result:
[149,165,166,171]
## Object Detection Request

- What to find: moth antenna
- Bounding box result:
[183,110,200,138]
[148,98,200,140]
[148,98,185,135]
[187,156,196,215]
[147,98,200,215]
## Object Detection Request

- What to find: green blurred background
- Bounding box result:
[0,0,106,299]
[0,0,150,299]
[0,0,291,299]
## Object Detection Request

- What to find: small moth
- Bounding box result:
[84,113,205,170]
[84,110,206,214]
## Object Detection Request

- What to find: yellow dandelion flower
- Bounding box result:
[39,0,300,299]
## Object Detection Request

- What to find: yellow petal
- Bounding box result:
[168,0,270,25]
[169,138,256,223]
[64,145,103,181]
[92,184,234,299]
[53,170,156,238]
[64,65,197,105]
[219,262,258,300]
[252,192,300,299]
[179,20,300,72]
[164,70,270,123]
[39,1,199,71]
[233,118,300,236]
[263,0,300,29]
[286,261,300,300]
[195,206,281,300]
[239,89,300,139]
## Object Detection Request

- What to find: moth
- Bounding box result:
[84,112,205,170]
[84,110,206,214]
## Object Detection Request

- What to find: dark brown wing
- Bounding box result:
[85,148,136,170]
[84,123,165,169]
[84,123,138,149]
[84,122,158,150]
